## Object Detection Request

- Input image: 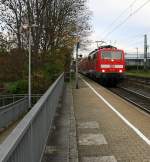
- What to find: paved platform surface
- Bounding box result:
[41,84,78,162]
[41,76,150,162]
[73,76,150,162]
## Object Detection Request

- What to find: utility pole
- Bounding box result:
[76,41,80,89]
[144,34,148,70]
[28,27,32,108]
[136,47,139,71]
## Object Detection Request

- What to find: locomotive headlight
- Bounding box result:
[119,69,123,73]
[102,69,105,73]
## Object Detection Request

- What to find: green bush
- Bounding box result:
[6,80,28,94]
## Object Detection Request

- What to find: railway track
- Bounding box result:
[109,86,150,113]
[125,75,150,86]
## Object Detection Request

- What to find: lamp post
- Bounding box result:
[22,24,38,108]
[76,41,80,89]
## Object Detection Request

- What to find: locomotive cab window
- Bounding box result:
[101,51,122,60]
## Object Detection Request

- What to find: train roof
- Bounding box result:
[98,45,117,49]
[89,49,98,55]
[89,45,118,55]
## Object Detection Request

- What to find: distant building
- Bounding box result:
[125,53,150,66]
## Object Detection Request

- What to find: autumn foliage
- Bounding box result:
[0,0,91,94]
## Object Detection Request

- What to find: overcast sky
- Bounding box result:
[84,0,150,55]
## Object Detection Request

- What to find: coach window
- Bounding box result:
[92,54,94,60]
[93,53,95,60]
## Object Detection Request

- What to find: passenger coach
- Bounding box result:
[79,45,125,86]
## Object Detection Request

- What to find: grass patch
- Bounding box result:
[126,70,150,78]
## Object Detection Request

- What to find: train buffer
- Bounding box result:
[1,74,150,162]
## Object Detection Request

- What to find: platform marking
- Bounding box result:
[78,121,99,129]
[79,133,107,145]
[82,78,150,146]
[82,156,117,162]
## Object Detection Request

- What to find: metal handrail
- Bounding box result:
[0,73,64,162]
[0,97,28,129]
[0,94,42,107]
[0,97,27,111]
[0,94,42,97]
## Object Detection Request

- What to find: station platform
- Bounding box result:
[42,76,150,162]
[41,84,78,162]
[73,76,150,162]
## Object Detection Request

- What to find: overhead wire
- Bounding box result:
[120,33,144,41]
[119,32,150,47]
[103,0,150,40]
[126,36,143,44]
[110,30,150,46]
[117,31,150,49]
[129,40,143,46]
[102,0,138,35]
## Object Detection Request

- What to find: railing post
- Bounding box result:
[2,96,5,106]
[13,94,15,103]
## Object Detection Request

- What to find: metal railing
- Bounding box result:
[0,97,28,129]
[0,95,23,107]
[0,94,42,107]
[0,73,64,162]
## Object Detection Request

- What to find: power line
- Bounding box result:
[102,0,138,35]
[103,0,150,40]
[122,33,144,40]
[129,40,143,46]
[120,31,150,42]
[117,32,150,48]
[126,36,143,44]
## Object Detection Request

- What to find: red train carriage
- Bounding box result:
[79,45,125,86]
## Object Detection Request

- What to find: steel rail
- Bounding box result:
[109,87,150,113]
[120,87,150,100]
[126,75,150,85]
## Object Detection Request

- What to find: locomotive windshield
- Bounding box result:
[101,51,122,60]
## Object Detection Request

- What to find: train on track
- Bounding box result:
[79,45,125,86]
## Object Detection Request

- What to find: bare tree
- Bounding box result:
[0,0,91,53]
[0,0,26,48]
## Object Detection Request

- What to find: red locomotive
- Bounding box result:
[79,45,125,86]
